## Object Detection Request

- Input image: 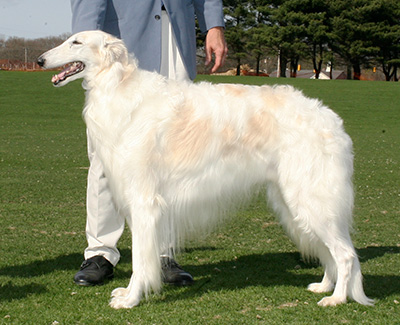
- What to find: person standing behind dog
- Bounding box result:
[70,0,228,287]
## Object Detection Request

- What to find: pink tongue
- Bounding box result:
[52,71,67,83]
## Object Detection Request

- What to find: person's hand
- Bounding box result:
[205,27,228,73]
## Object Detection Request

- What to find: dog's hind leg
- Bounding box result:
[347,256,374,306]
[302,181,373,306]
[268,186,348,305]
[267,180,372,306]
[266,183,334,293]
[109,197,164,309]
[307,246,336,294]
[314,232,373,306]
[314,234,356,306]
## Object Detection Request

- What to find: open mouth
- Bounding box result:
[52,61,85,85]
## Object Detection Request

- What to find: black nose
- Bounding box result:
[37,56,45,67]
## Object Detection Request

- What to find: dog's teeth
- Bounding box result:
[51,74,59,83]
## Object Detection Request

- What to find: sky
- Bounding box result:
[0,0,71,39]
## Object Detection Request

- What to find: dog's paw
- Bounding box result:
[317,295,346,307]
[109,296,140,309]
[307,282,334,293]
[111,287,129,298]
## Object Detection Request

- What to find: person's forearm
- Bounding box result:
[194,0,225,33]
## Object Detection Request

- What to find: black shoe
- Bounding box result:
[74,256,114,286]
[161,256,194,286]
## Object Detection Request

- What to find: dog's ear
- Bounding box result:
[102,38,129,66]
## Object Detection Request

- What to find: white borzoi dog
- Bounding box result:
[38,30,373,309]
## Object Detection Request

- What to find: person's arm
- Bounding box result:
[204,26,228,73]
[194,0,228,73]
[194,0,225,33]
[71,0,108,33]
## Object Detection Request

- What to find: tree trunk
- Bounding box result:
[382,63,390,81]
[279,52,287,78]
[290,56,299,78]
[346,65,352,80]
[353,63,361,80]
[236,58,241,76]
[382,63,395,81]
[312,44,323,79]
[256,53,261,76]
[314,59,323,79]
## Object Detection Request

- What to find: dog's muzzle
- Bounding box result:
[37,55,85,86]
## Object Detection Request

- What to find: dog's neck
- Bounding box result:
[82,59,138,91]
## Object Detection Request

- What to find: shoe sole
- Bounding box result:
[74,274,114,286]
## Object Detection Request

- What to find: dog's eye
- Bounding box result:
[72,40,82,45]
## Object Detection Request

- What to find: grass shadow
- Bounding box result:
[0,282,48,302]
[0,253,82,278]
[357,246,400,262]
[162,245,400,303]
[1,246,398,303]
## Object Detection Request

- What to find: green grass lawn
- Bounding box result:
[1,71,399,324]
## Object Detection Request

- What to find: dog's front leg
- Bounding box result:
[109,199,163,309]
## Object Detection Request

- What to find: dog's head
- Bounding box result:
[37,30,130,87]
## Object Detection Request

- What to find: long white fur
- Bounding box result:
[38,31,373,309]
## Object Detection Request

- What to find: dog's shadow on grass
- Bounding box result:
[113,245,400,304]
[0,246,398,303]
